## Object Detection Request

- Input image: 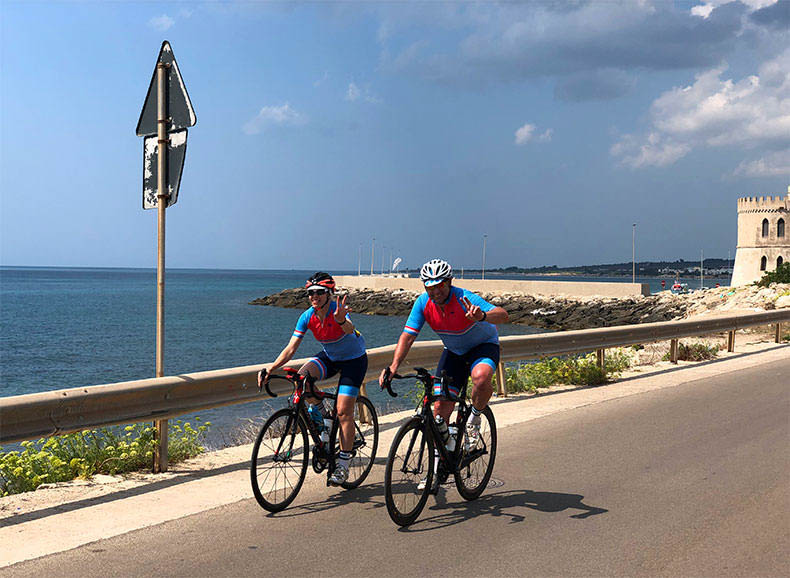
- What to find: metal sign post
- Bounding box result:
[137,41,196,473]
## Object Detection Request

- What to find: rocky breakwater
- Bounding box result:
[250,283,789,330]
[251,287,683,329]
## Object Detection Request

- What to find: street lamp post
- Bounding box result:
[358,244,361,276]
[482,234,488,281]
[631,223,636,283]
[370,238,375,276]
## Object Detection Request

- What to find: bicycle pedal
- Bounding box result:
[311,447,328,473]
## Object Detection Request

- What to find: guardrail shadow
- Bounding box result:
[0,460,251,527]
[610,343,788,386]
[399,488,608,532]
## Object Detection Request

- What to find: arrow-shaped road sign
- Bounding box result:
[143,129,187,209]
[136,41,196,137]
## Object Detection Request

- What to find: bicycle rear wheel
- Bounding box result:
[250,408,309,512]
[384,417,434,527]
[454,406,497,501]
[330,395,379,489]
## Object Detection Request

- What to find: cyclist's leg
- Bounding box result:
[433,349,468,423]
[299,352,337,404]
[335,354,368,452]
[329,354,367,486]
[468,343,500,412]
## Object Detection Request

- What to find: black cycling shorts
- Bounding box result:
[434,342,500,399]
[306,351,368,397]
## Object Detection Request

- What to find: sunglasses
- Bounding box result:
[307,289,329,297]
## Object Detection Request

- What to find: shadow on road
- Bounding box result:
[263,481,389,518]
[400,488,608,532]
[265,484,607,532]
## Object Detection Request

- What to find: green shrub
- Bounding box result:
[756,262,790,286]
[505,349,633,393]
[0,418,210,496]
[662,342,719,362]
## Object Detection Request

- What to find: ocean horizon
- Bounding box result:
[1,266,724,446]
[1,266,543,446]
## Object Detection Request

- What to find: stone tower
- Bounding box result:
[730,186,789,286]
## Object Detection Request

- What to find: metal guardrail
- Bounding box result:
[1,310,787,445]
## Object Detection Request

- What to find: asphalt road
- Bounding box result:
[6,358,788,577]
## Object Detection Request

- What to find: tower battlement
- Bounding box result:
[731,186,789,286]
[737,192,789,213]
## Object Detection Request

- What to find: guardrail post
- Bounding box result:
[358,383,372,424]
[496,362,507,398]
[776,323,782,344]
[669,339,679,364]
[596,349,605,371]
[154,421,168,473]
[727,330,736,352]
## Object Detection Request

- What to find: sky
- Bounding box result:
[1,1,788,272]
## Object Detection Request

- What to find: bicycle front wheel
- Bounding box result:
[454,405,497,501]
[330,395,379,489]
[250,408,309,512]
[384,417,434,527]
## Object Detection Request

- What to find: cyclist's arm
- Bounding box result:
[267,335,302,374]
[380,332,417,385]
[462,290,509,324]
[483,306,509,324]
[338,314,356,335]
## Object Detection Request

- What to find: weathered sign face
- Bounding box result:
[143,129,187,209]
[136,41,196,137]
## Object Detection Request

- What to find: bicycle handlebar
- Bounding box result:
[258,368,313,399]
[380,367,398,398]
[380,366,437,398]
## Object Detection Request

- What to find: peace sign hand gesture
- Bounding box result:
[461,295,485,322]
[334,294,352,324]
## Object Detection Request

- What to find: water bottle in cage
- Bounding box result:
[447,425,458,452]
[321,399,333,442]
[308,404,324,432]
[435,415,450,446]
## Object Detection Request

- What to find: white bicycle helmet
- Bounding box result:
[420,259,453,287]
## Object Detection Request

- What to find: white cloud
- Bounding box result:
[515,123,552,145]
[691,0,778,19]
[148,14,175,32]
[346,82,361,101]
[734,149,790,176]
[242,103,305,135]
[345,82,381,104]
[611,49,790,170]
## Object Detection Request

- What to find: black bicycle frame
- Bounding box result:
[384,368,485,475]
[260,369,338,475]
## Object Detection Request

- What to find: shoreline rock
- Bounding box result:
[250,283,789,331]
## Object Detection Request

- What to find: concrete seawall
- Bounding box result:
[334,275,650,297]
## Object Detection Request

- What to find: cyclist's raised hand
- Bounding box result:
[461,296,484,322]
[334,294,352,323]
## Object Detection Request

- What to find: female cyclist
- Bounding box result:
[258,272,368,485]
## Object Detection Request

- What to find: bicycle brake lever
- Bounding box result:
[259,369,277,398]
[381,367,398,398]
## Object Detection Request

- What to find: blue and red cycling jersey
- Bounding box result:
[403,286,498,355]
[293,302,366,362]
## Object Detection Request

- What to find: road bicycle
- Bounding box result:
[380,367,497,526]
[250,367,379,512]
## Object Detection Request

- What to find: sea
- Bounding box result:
[0,267,723,448]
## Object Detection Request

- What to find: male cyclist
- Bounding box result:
[378,259,508,489]
[260,272,368,486]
